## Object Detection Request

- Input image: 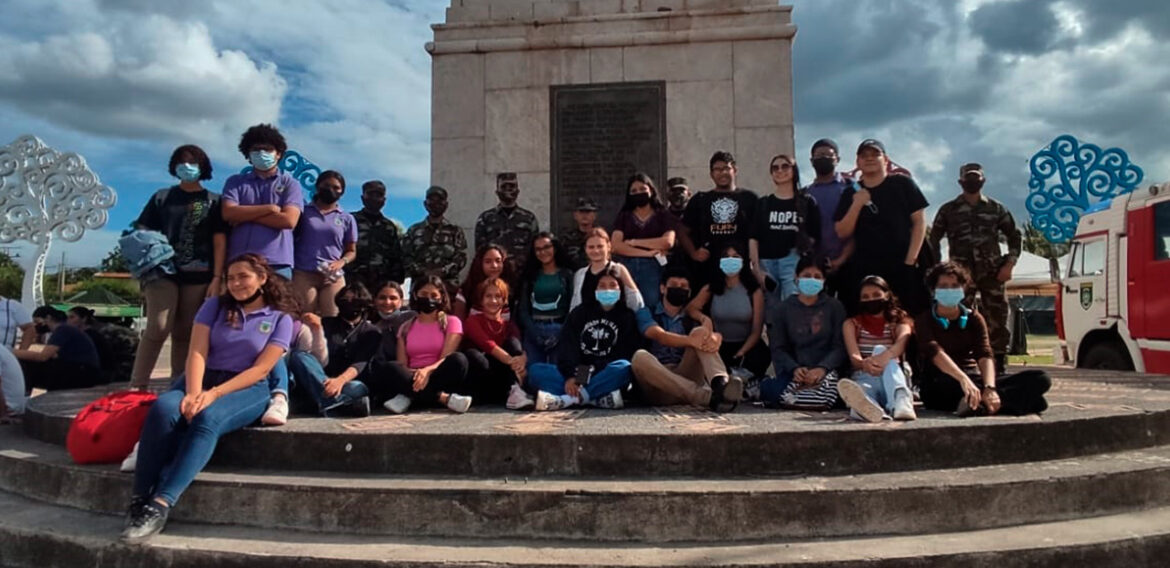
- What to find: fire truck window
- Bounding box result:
[1070,239,1105,277]
[1155,201,1170,261]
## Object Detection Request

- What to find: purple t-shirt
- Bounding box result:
[293,204,358,272]
[805,174,852,259]
[193,296,294,373]
[222,170,304,267]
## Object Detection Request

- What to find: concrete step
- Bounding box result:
[4,429,1170,543]
[22,383,1170,477]
[1,489,1169,567]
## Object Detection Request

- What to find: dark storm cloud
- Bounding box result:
[969,0,1062,54]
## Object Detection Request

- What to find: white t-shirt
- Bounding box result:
[0,297,31,349]
[0,346,25,415]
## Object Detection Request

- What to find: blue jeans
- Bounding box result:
[621,257,663,311]
[133,373,269,506]
[267,357,289,397]
[523,321,563,365]
[849,345,909,412]
[760,251,800,304]
[286,350,370,415]
[527,360,633,402]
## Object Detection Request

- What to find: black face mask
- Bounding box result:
[629,193,652,208]
[425,199,448,218]
[412,297,442,314]
[858,299,888,315]
[811,157,836,176]
[35,324,50,335]
[316,189,341,205]
[237,288,264,305]
[336,300,364,321]
[960,179,984,194]
[664,287,690,307]
[668,190,688,209]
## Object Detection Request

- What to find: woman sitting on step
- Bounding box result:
[463,277,533,409]
[123,253,296,541]
[287,283,381,417]
[836,275,917,422]
[914,261,1051,417]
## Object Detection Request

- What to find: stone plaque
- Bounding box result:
[550,82,667,234]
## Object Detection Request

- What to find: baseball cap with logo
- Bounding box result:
[959,163,984,178]
[856,139,886,155]
[666,177,689,190]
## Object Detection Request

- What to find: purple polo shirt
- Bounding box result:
[222,170,304,267]
[805,173,852,259]
[293,203,358,272]
[193,296,294,373]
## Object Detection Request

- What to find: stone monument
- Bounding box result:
[428,0,796,238]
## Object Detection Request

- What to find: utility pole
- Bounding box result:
[58,251,65,302]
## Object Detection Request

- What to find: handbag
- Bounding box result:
[66,390,157,465]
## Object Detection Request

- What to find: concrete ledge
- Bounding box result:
[426,24,797,54]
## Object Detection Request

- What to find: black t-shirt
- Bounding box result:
[136,186,227,284]
[556,303,640,379]
[49,324,100,369]
[682,189,757,251]
[752,193,822,259]
[832,175,928,265]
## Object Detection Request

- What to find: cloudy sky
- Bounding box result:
[1,0,1167,269]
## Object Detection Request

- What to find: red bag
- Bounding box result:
[67,390,157,465]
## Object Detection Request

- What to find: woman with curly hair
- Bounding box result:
[515,232,573,364]
[123,254,298,541]
[453,243,514,320]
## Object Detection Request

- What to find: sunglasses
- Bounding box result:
[770,163,794,172]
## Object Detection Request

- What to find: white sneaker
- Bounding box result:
[891,389,917,421]
[506,384,535,410]
[383,394,412,414]
[446,394,472,414]
[120,441,139,473]
[261,395,289,426]
[838,379,884,423]
[590,390,624,409]
[535,391,566,411]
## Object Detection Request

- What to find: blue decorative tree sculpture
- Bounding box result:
[241,149,322,199]
[1026,134,1143,243]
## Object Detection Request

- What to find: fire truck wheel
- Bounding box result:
[1080,342,1134,371]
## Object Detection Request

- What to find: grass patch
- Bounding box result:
[1009,354,1055,366]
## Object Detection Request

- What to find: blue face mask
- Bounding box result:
[934,287,965,308]
[595,289,621,307]
[175,162,201,182]
[249,150,278,171]
[797,277,824,296]
[719,257,743,275]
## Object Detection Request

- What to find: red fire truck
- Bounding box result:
[1058,183,1170,373]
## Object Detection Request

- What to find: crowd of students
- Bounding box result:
[0,124,1054,542]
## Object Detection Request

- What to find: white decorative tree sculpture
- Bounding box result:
[0,135,117,311]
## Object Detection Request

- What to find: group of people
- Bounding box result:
[0,123,1054,542]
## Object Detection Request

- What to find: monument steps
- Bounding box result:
[2,489,1170,568]
[3,430,1170,543]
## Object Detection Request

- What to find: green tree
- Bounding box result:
[101,247,130,273]
[1022,224,1070,278]
[0,251,23,299]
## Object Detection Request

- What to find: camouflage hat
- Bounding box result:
[575,197,598,211]
[425,185,447,198]
[496,172,518,182]
[666,177,689,190]
[959,162,984,177]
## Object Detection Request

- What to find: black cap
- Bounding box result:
[857,139,886,154]
[811,138,839,154]
[666,177,689,190]
[575,197,598,211]
[425,185,447,198]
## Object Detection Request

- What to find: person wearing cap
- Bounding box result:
[928,163,1022,372]
[560,197,599,270]
[403,186,468,291]
[833,139,930,315]
[665,177,691,219]
[805,139,856,296]
[349,180,405,296]
[679,151,758,287]
[475,172,540,275]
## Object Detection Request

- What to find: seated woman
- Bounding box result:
[372,281,414,335]
[569,228,644,312]
[454,244,513,320]
[685,242,770,380]
[760,256,846,410]
[836,275,917,422]
[287,283,380,417]
[13,306,101,391]
[529,267,637,411]
[915,261,1051,417]
[123,253,296,541]
[370,275,471,415]
[515,232,573,365]
[611,172,675,309]
[463,278,532,409]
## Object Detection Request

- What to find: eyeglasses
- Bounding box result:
[770,163,794,172]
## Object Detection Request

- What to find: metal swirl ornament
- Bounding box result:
[1026,135,1142,243]
[240,149,322,200]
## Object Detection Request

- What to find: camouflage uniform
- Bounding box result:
[475,205,539,271]
[350,209,405,291]
[560,227,590,270]
[403,217,468,290]
[929,193,1022,356]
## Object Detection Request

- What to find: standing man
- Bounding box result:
[665,177,691,220]
[679,151,757,286]
[403,186,468,291]
[220,124,303,279]
[929,163,1022,372]
[560,197,599,270]
[804,139,855,296]
[833,139,929,314]
[350,180,405,291]
[475,172,539,274]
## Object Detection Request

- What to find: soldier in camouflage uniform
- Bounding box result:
[559,197,598,270]
[929,163,1022,371]
[475,172,539,275]
[350,180,405,292]
[403,186,468,291]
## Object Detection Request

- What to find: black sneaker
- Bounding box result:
[124,495,148,528]
[709,376,740,413]
[350,396,371,418]
[122,501,169,542]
